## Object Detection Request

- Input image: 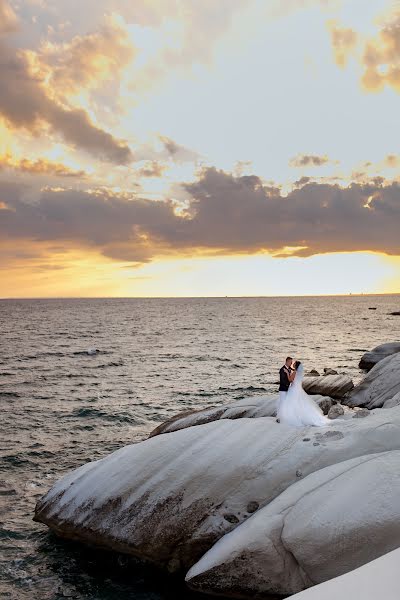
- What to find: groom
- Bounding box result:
[278,356,293,409]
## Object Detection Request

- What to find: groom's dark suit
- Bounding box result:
[279,365,292,392]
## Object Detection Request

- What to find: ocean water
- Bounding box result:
[1,295,399,599]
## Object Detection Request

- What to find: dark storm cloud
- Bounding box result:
[0,168,399,262]
[0,19,133,164]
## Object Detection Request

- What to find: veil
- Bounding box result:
[294,363,304,384]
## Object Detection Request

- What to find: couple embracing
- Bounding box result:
[278,357,330,427]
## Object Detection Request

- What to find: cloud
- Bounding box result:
[0,0,17,33]
[327,20,358,68]
[289,154,331,167]
[32,20,135,95]
[0,168,399,265]
[136,161,167,178]
[0,154,86,177]
[361,12,400,92]
[0,14,133,164]
[159,136,200,163]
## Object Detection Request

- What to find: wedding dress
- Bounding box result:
[277,364,331,427]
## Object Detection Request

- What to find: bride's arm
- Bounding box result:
[288,370,296,382]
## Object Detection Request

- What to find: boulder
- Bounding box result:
[345,353,400,409]
[186,450,400,598]
[149,395,278,437]
[359,342,400,371]
[328,404,344,419]
[150,394,334,437]
[390,311,400,316]
[302,374,353,399]
[305,369,320,377]
[352,408,370,418]
[285,547,400,600]
[315,395,333,415]
[323,368,338,375]
[35,405,400,596]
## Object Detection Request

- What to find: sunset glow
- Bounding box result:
[0,0,399,297]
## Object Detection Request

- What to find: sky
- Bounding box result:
[0,0,399,297]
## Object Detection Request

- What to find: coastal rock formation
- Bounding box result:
[149,394,334,437]
[345,353,400,409]
[302,374,353,399]
[149,395,279,437]
[359,342,400,371]
[383,392,400,409]
[288,547,400,600]
[186,450,400,597]
[35,406,400,598]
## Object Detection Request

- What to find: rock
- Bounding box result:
[359,342,400,371]
[282,548,400,600]
[368,307,377,310]
[149,395,278,437]
[246,501,259,514]
[383,392,400,409]
[345,353,400,409]
[353,408,370,418]
[302,375,354,399]
[35,406,400,595]
[305,369,320,377]
[186,451,400,598]
[314,395,333,415]
[151,395,333,437]
[323,368,338,375]
[328,405,344,419]
[390,311,400,316]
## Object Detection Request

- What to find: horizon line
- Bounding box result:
[0,292,399,301]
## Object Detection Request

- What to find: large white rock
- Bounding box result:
[149,394,334,437]
[149,395,279,437]
[345,353,400,409]
[35,406,400,588]
[289,547,400,600]
[186,450,400,597]
[359,342,400,371]
[302,374,353,399]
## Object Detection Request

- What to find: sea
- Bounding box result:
[1,295,399,600]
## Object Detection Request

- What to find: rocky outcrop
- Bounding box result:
[35,406,400,598]
[186,450,400,597]
[383,392,400,409]
[287,547,400,600]
[149,394,334,437]
[359,342,400,371]
[345,353,400,409]
[149,396,279,437]
[302,374,353,399]
[323,368,338,375]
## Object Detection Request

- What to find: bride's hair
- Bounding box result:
[293,360,302,370]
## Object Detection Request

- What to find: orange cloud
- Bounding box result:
[0,7,133,164]
[0,154,86,177]
[32,20,135,96]
[327,20,358,68]
[361,13,400,92]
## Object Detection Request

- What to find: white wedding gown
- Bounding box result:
[277,364,331,427]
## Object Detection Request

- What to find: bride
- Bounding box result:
[277,360,331,427]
